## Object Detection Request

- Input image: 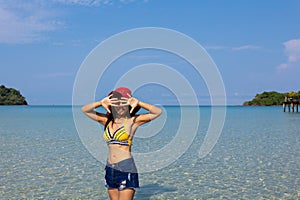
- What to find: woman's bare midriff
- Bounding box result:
[107,144,132,164]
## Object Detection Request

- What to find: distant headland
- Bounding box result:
[0,85,28,105]
[243,91,300,106]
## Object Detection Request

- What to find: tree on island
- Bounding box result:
[0,85,28,105]
[243,91,300,106]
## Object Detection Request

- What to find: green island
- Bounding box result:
[243,91,300,106]
[0,85,28,105]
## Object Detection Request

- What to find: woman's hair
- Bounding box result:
[104,91,141,129]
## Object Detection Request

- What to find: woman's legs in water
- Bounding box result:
[119,189,135,200]
[107,189,135,200]
[107,189,118,200]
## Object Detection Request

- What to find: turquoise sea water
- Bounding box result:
[0,106,299,199]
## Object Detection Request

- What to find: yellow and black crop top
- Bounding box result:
[103,118,132,146]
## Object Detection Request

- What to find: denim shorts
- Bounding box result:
[105,158,139,190]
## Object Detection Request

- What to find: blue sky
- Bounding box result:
[0,0,300,105]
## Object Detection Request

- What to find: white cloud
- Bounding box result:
[0,0,146,44]
[52,0,112,6]
[205,44,261,51]
[0,1,62,44]
[277,39,300,73]
[232,45,261,51]
[52,0,143,6]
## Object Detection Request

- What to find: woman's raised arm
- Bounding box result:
[81,95,113,125]
[81,101,107,125]
[127,97,162,126]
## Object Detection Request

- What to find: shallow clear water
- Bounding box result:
[0,106,299,199]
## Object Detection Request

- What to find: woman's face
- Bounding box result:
[111,99,129,117]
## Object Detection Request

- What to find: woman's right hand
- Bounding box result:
[100,94,114,113]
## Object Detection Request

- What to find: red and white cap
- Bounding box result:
[109,87,132,98]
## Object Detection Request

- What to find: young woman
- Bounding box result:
[81,87,162,200]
